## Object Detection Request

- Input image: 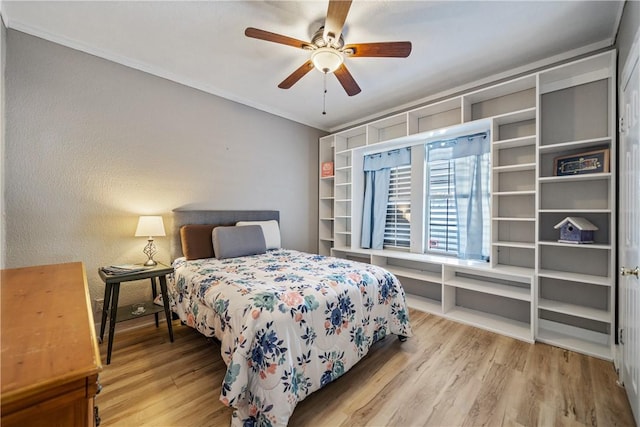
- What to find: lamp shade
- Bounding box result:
[135,216,166,237]
[311,47,344,73]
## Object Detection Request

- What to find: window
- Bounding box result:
[426,159,458,254]
[424,134,491,260]
[384,164,411,248]
[358,131,490,261]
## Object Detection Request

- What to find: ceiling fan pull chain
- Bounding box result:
[322,72,328,115]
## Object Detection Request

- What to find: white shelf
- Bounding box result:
[493,163,536,173]
[493,107,536,125]
[465,74,536,103]
[493,190,535,196]
[446,307,532,342]
[405,294,442,315]
[537,323,610,360]
[331,246,354,253]
[384,265,441,283]
[538,240,611,250]
[320,217,334,221]
[538,172,611,183]
[492,265,535,278]
[493,135,536,149]
[492,241,535,249]
[444,277,531,301]
[538,298,610,323]
[492,217,536,222]
[320,196,334,200]
[538,136,612,154]
[319,237,334,242]
[537,269,612,287]
[538,208,612,214]
[539,51,612,94]
[335,182,351,187]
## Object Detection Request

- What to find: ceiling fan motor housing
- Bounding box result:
[312,26,345,49]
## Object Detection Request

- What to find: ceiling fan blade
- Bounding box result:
[245,27,312,50]
[323,0,352,45]
[278,60,315,89]
[334,63,361,96]
[343,42,412,58]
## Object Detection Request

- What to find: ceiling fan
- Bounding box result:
[244,0,412,97]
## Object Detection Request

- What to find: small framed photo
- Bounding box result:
[554,148,609,176]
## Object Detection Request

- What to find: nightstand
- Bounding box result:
[98,263,174,364]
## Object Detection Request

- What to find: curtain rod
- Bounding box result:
[428,131,488,146]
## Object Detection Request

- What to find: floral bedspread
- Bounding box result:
[168,249,412,427]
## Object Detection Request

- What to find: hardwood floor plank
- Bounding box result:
[95,309,635,426]
[589,357,636,427]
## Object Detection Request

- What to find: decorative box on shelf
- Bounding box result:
[321,161,334,178]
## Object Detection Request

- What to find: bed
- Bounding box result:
[166,210,412,426]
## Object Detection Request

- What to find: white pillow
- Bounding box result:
[236,220,281,249]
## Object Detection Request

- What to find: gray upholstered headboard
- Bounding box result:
[169,209,280,261]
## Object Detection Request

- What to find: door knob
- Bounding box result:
[620,266,640,277]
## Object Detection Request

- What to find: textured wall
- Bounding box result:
[1,18,6,269]
[5,30,323,308]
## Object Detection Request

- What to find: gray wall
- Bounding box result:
[1,19,5,270]
[4,30,323,306]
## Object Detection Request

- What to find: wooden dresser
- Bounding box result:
[1,262,103,427]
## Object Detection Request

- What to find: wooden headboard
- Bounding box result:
[169,209,280,261]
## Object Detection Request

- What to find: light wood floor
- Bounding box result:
[96,309,636,426]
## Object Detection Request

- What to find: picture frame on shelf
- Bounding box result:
[554,148,609,176]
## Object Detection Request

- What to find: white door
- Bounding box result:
[620,29,640,426]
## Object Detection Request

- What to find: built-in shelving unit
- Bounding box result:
[535,51,616,360]
[318,136,335,256]
[318,50,616,359]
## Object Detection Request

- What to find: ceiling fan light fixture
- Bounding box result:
[311,47,344,73]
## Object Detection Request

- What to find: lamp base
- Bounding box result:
[142,238,158,267]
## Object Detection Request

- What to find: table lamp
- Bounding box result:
[135,215,166,266]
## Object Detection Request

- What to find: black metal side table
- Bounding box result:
[98,263,174,364]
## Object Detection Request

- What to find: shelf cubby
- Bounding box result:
[408,97,462,134]
[367,114,408,145]
[538,212,610,245]
[538,244,611,279]
[335,127,366,151]
[463,74,536,122]
[537,320,610,360]
[540,79,609,146]
[496,194,535,218]
[443,287,532,342]
[371,255,442,283]
[493,135,536,150]
[539,179,609,210]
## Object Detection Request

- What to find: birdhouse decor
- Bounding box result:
[554,216,598,244]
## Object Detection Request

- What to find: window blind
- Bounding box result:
[426,159,459,254]
[384,164,412,248]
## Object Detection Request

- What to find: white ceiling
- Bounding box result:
[1,1,624,131]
